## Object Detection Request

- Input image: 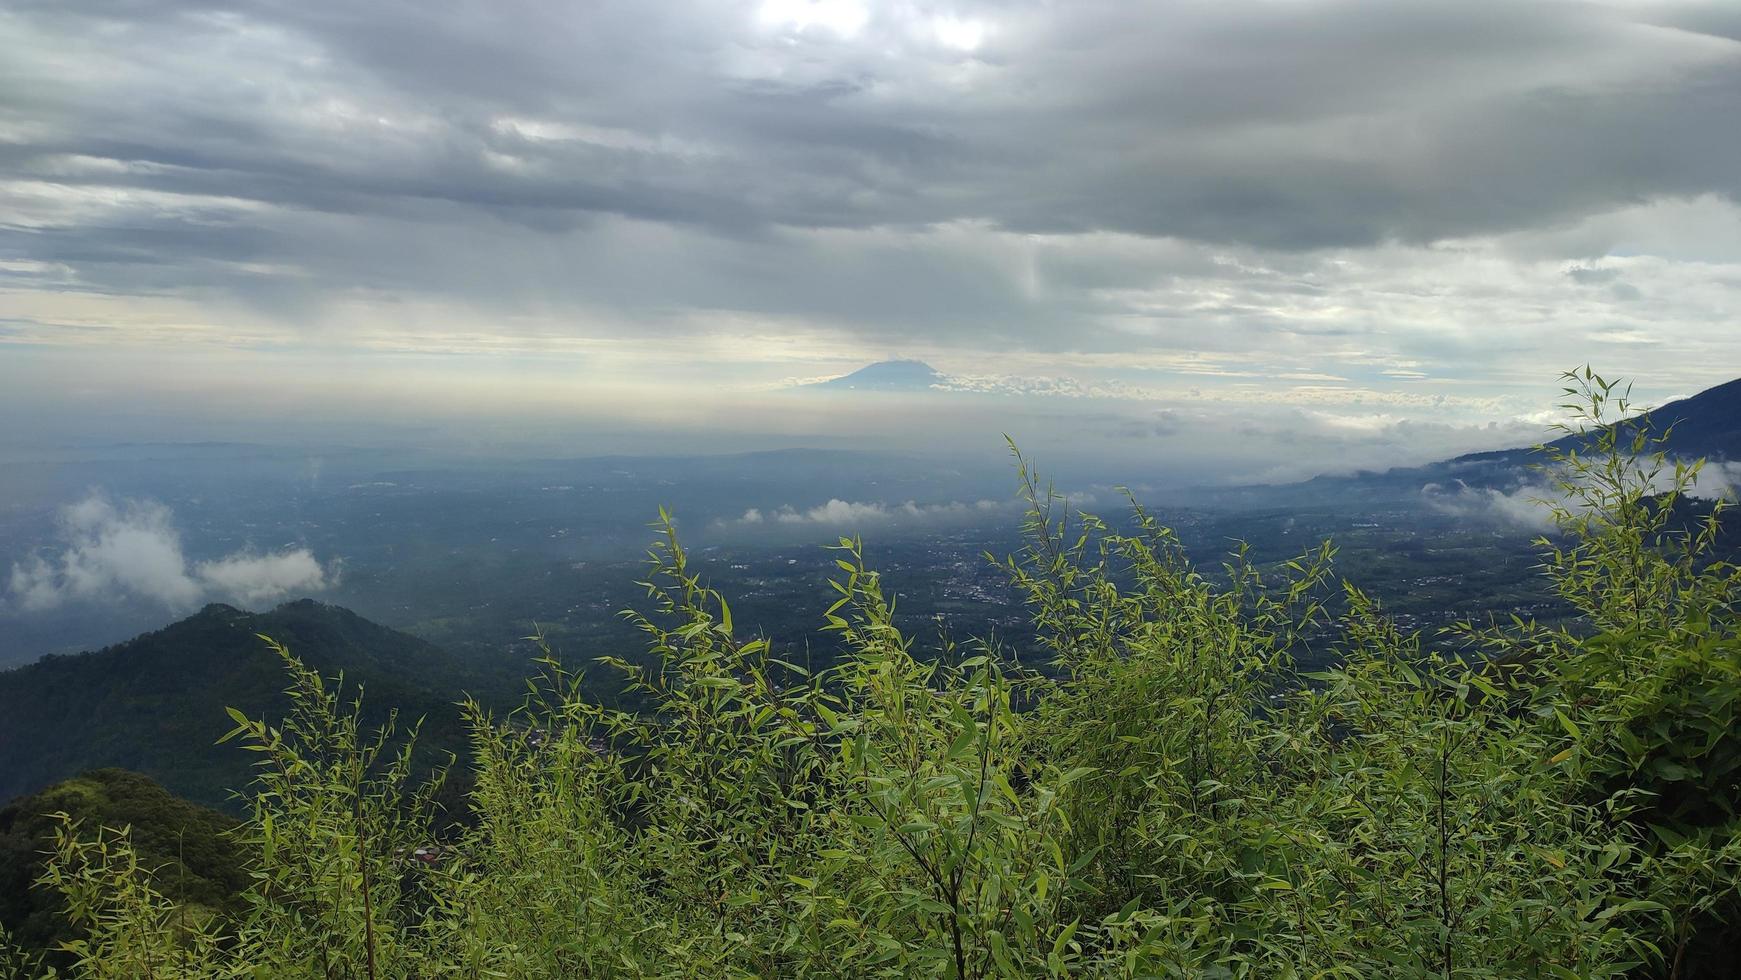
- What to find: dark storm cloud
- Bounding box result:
[7,0,1740,242]
[2,0,1740,378]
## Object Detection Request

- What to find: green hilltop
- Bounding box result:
[0,600,487,812]
[0,769,247,959]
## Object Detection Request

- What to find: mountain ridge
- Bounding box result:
[1194,374,1740,509]
[0,599,483,810]
[1445,375,1741,470]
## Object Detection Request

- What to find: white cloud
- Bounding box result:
[1693,461,1741,501]
[1422,459,1740,530]
[929,16,986,52]
[776,499,897,525]
[721,497,1010,529]
[757,0,868,36]
[8,494,334,613]
[1422,481,1559,531]
[196,551,336,607]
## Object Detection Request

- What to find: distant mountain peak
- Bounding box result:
[808,360,948,392]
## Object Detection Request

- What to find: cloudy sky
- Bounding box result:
[2,0,1739,468]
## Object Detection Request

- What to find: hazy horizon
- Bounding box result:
[5,0,1740,475]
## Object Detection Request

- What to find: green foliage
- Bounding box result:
[0,924,50,980]
[215,637,450,977]
[0,769,247,961]
[35,818,233,979]
[1454,369,1741,975]
[12,370,1740,977]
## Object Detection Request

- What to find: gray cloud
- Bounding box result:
[1566,266,1623,286]
[1421,459,1741,530]
[2,0,1740,459]
[5,1,1739,274]
[7,494,334,612]
[1422,481,1558,531]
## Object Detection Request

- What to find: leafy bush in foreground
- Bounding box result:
[8,371,1738,978]
[0,769,247,961]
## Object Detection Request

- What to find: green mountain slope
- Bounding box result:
[0,768,247,955]
[0,600,482,811]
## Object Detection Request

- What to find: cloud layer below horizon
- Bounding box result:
[7,494,335,612]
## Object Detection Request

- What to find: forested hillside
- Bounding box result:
[0,600,485,811]
[0,770,246,959]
